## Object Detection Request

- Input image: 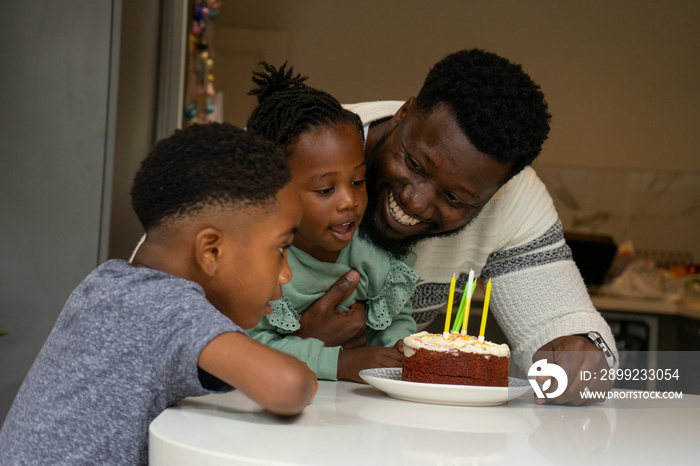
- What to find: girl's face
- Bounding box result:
[288,123,367,262]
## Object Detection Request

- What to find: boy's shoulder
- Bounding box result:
[88,259,201,297]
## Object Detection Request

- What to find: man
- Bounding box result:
[294,49,617,405]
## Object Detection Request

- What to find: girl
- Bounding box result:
[246,63,421,382]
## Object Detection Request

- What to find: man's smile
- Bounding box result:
[388,191,421,226]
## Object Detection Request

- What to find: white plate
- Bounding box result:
[359,367,531,406]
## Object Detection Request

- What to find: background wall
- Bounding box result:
[2,0,699,426]
[107,0,700,263]
[204,0,699,260]
[215,0,699,173]
[0,1,122,423]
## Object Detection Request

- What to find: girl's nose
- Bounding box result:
[337,186,359,211]
[279,251,293,285]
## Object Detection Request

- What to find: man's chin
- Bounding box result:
[358,220,423,259]
[359,212,474,259]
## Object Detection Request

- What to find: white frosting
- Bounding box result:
[403,331,510,358]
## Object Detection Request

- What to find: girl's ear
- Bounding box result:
[386,96,415,133]
[194,227,224,277]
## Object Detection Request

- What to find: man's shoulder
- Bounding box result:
[343,101,405,125]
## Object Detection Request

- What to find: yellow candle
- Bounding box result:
[443,274,456,335]
[461,269,474,334]
[478,279,492,342]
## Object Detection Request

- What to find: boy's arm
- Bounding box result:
[198,332,318,416]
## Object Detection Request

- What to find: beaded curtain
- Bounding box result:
[184,0,222,126]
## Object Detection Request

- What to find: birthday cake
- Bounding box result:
[402,331,510,387]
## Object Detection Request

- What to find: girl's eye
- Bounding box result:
[352,179,366,187]
[315,187,334,195]
[278,244,291,256]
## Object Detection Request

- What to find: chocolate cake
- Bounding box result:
[402,331,510,387]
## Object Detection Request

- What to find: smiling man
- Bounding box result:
[301,49,617,405]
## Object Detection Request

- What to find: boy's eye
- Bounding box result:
[315,187,334,195]
[278,244,291,256]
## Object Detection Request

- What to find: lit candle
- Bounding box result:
[443,274,456,336]
[460,269,475,335]
[478,278,492,343]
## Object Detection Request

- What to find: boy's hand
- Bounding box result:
[293,270,367,349]
[337,345,403,383]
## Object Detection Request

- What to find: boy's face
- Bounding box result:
[209,185,302,329]
[287,123,368,262]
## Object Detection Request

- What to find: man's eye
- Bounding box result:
[445,192,466,208]
[406,154,423,174]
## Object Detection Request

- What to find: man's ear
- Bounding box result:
[194,227,224,278]
[386,97,415,132]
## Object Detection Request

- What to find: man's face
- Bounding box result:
[362,100,512,256]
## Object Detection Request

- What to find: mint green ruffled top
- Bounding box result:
[248,235,421,380]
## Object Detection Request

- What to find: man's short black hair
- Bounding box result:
[246,62,363,153]
[131,122,291,231]
[415,48,552,181]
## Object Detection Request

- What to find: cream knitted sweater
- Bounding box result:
[345,101,617,370]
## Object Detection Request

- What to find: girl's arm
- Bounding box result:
[197,332,318,416]
[366,299,417,347]
[249,318,342,381]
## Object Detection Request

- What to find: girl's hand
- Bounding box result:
[337,345,403,383]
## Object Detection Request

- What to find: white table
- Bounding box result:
[150,381,700,465]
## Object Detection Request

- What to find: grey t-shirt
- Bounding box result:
[0,260,243,465]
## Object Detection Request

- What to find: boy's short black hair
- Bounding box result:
[131,123,291,231]
[415,48,552,181]
[246,62,364,153]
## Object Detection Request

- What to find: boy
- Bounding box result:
[0,123,318,465]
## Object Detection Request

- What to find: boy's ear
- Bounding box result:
[194,227,224,277]
[386,96,415,132]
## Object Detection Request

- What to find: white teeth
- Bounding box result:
[388,192,420,226]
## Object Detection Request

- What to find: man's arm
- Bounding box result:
[480,168,617,404]
[292,270,368,349]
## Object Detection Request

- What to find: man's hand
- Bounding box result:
[337,342,404,383]
[292,270,367,349]
[533,335,613,406]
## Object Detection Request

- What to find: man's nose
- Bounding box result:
[402,182,436,220]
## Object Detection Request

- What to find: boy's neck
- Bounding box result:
[131,238,194,281]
